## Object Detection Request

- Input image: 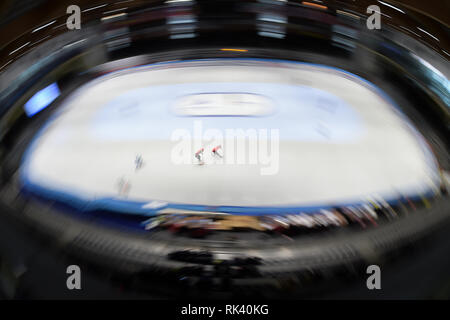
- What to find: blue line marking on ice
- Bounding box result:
[91,82,364,142]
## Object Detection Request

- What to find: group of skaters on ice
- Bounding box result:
[136,145,223,169]
[118,146,223,196]
[194,145,223,165]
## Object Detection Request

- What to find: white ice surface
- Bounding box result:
[22,60,440,208]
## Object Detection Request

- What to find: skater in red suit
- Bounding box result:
[212,145,223,158]
[195,148,205,165]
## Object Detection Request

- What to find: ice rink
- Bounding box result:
[20,59,441,215]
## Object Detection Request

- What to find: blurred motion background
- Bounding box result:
[0,0,448,300]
